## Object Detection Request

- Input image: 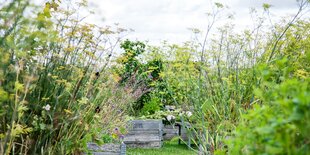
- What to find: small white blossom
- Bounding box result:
[166,115,175,121]
[186,111,192,117]
[43,104,51,111]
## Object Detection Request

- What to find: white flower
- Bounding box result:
[43,104,51,111]
[186,111,192,117]
[166,115,175,121]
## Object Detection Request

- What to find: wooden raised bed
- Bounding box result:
[124,119,163,148]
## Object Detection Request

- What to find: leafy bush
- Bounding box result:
[141,95,162,115]
[225,78,309,154]
[220,19,310,154]
[116,40,164,115]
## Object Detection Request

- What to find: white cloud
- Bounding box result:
[87,0,307,45]
[232,0,298,9]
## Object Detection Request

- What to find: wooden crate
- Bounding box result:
[124,119,163,148]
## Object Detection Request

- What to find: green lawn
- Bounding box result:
[127,141,196,155]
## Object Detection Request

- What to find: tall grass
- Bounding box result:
[0,1,132,154]
[151,1,310,154]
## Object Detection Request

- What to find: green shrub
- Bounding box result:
[224,75,309,155]
[116,40,164,115]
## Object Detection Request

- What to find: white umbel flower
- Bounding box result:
[43,104,51,111]
[166,115,175,121]
[186,111,192,117]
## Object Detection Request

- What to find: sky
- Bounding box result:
[9,0,306,45]
[84,0,307,45]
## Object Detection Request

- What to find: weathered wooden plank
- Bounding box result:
[162,124,194,141]
[164,128,178,133]
[86,143,126,155]
[87,143,120,152]
[126,129,160,134]
[129,120,163,130]
[164,125,176,129]
[91,152,120,155]
[126,134,161,138]
[163,127,179,140]
[126,141,162,148]
[124,138,161,142]
[163,134,178,140]
[124,135,161,141]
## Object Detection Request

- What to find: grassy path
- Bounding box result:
[127,141,196,155]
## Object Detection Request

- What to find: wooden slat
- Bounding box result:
[92,152,119,155]
[86,143,124,155]
[163,127,178,140]
[126,141,162,148]
[124,135,161,141]
[127,130,159,133]
[129,120,163,130]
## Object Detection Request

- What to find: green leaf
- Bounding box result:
[266,145,283,154]
[39,123,46,130]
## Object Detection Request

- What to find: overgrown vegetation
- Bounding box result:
[0,0,131,154]
[0,0,309,155]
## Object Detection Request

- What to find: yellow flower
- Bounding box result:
[112,133,118,139]
[84,124,89,131]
